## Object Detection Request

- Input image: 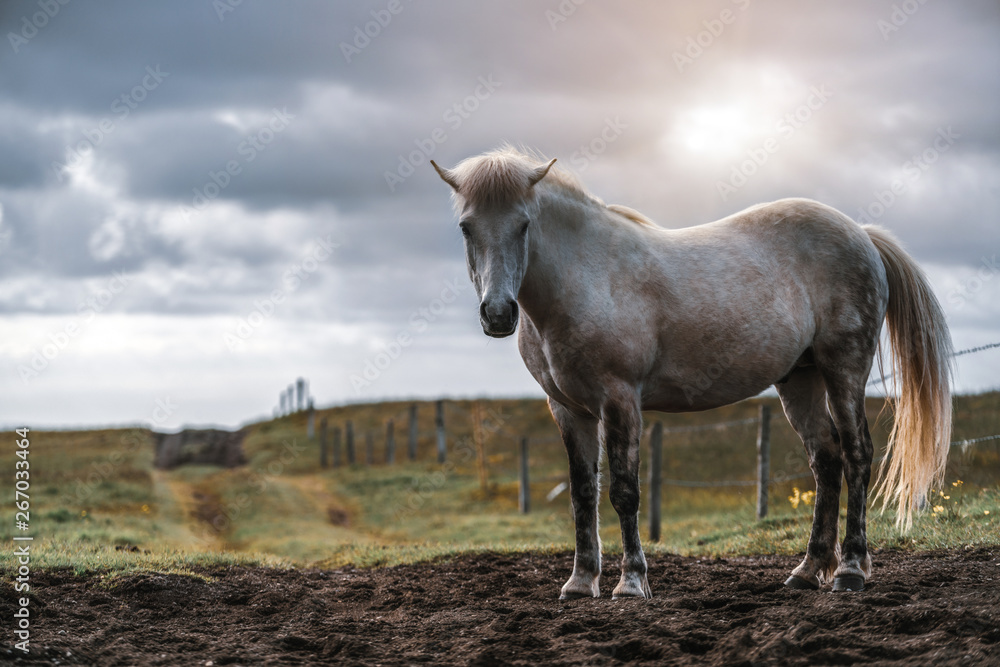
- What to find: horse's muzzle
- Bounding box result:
[480,299,519,338]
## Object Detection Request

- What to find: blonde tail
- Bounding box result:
[865,226,953,530]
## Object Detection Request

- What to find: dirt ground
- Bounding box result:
[3,548,998,666]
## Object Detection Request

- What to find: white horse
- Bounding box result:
[432,147,952,598]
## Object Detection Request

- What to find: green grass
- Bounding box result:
[2,392,999,576]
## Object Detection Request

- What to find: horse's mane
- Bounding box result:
[449,145,657,228]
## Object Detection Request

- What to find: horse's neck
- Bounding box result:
[519,189,625,329]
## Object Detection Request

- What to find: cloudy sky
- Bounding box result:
[1,0,997,430]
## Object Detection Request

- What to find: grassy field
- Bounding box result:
[2,392,999,575]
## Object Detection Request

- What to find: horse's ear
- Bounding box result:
[528,158,557,187]
[430,160,460,191]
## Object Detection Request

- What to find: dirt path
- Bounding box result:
[282,475,355,528]
[157,473,230,551]
[3,548,997,665]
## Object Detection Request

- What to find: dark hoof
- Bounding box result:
[784,575,819,591]
[832,574,865,592]
[559,591,593,601]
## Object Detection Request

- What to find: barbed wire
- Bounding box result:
[952,433,1000,448]
[660,433,1000,488]
[953,341,1000,358]
[662,416,759,434]
[868,340,1000,388]
[306,341,999,481]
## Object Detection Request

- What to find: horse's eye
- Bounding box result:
[520,220,530,235]
[459,222,471,238]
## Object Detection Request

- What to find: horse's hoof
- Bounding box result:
[784,575,819,591]
[832,574,865,592]
[559,590,597,601]
[612,574,651,600]
[611,591,650,600]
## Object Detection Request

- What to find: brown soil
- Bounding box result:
[4,548,998,666]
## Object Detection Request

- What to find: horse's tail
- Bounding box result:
[865,226,953,530]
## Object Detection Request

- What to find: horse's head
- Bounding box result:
[431,153,556,338]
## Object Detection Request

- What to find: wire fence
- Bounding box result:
[291,339,998,510]
[866,340,1000,388]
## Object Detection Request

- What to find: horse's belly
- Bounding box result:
[642,344,802,413]
[642,376,776,413]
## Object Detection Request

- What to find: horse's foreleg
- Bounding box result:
[550,398,602,599]
[603,395,651,599]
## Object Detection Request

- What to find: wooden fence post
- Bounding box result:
[408,403,418,461]
[386,419,395,464]
[365,431,374,465]
[307,400,315,439]
[345,421,355,464]
[648,421,663,542]
[319,418,328,469]
[435,400,446,463]
[519,437,530,514]
[332,426,342,468]
[473,401,488,495]
[756,404,772,520]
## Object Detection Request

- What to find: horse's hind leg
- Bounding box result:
[550,398,602,599]
[603,392,651,599]
[818,361,875,592]
[776,367,843,590]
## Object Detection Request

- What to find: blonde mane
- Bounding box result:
[449,146,657,227]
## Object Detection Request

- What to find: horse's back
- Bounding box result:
[635,198,889,412]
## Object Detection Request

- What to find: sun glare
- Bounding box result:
[670,105,760,158]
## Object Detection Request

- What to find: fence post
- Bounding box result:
[473,401,488,495]
[346,421,355,465]
[648,421,663,542]
[386,419,395,464]
[756,404,771,520]
[408,403,418,461]
[307,400,315,439]
[519,437,530,514]
[333,426,342,468]
[319,418,328,469]
[296,377,306,412]
[435,399,446,463]
[279,392,286,416]
[366,431,374,465]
